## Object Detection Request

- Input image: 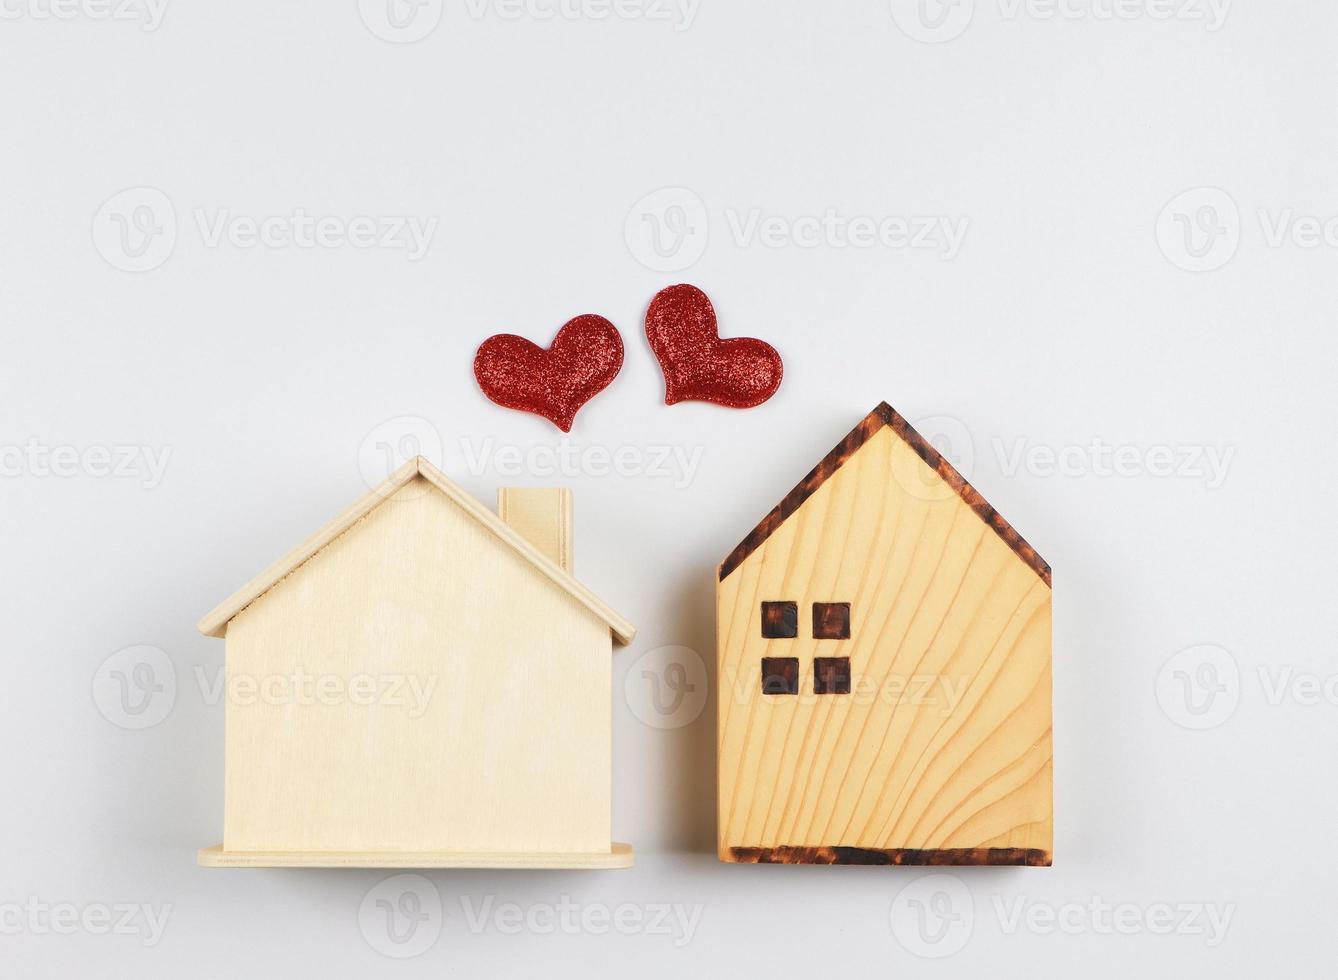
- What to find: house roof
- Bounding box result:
[718,403,1052,586]
[198,457,636,645]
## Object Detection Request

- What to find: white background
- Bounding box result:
[3,0,1336,975]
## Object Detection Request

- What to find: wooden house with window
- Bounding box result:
[716,404,1053,866]
[196,457,636,869]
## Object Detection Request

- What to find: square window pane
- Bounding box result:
[814,657,852,695]
[760,601,798,639]
[813,602,851,640]
[760,657,799,696]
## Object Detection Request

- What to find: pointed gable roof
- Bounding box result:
[198,457,636,645]
[718,402,1051,586]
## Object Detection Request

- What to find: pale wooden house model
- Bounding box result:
[197,457,636,869]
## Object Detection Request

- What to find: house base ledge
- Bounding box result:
[724,846,1051,867]
[199,842,635,870]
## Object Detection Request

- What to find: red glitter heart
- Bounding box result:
[645,284,783,409]
[473,315,624,432]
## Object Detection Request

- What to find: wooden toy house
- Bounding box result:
[197,457,636,868]
[717,404,1053,866]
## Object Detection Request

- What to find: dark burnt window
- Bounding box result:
[760,657,800,696]
[760,601,798,639]
[813,602,851,640]
[814,657,852,695]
